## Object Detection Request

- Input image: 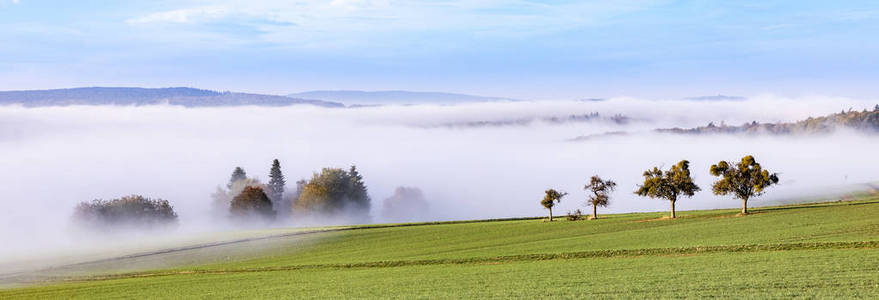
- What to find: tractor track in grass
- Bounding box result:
[63,240,879,283]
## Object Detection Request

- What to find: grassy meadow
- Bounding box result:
[2,196,879,299]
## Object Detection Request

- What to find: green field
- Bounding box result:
[3,197,879,299]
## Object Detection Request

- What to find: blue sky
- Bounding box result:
[1,0,878,99]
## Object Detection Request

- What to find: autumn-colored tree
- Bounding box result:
[230,186,276,219]
[294,166,371,219]
[584,175,616,219]
[635,160,701,218]
[709,155,779,215]
[541,189,567,221]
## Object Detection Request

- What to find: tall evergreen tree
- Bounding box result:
[268,159,286,203]
[228,167,247,189]
[347,165,370,210]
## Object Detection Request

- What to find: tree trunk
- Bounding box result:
[548,208,553,221]
[592,204,598,220]
[741,198,748,215]
[670,200,676,219]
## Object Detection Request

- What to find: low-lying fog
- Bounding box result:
[1,95,877,260]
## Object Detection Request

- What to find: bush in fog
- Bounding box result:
[230,186,276,219]
[294,166,371,220]
[381,186,429,222]
[72,195,178,230]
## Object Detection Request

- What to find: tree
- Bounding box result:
[709,155,779,215]
[541,189,567,221]
[381,186,430,222]
[635,160,701,219]
[228,167,247,189]
[294,166,371,219]
[584,175,616,219]
[230,186,275,219]
[72,195,178,231]
[268,159,286,207]
[212,177,264,218]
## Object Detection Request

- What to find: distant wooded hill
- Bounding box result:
[289,90,514,105]
[0,87,342,107]
[659,106,879,135]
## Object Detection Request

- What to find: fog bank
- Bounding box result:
[0,95,877,259]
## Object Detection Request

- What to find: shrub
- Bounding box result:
[566,209,584,221]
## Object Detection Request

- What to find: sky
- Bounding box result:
[1,0,878,99]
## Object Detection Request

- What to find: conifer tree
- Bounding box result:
[268,159,286,203]
[228,167,247,189]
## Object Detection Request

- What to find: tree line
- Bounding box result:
[542,155,779,221]
[71,159,373,230]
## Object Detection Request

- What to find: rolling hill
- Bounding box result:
[0,87,342,107]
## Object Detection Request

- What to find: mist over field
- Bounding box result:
[1,96,878,259]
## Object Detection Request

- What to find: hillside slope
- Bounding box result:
[659,106,879,135]
[2,196,878,298]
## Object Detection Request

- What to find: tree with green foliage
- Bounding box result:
[584,175,616,220]
[635,160,701,218]
[709,155,779,215]
[230,186,275,219]
[228,167,247,189]
[541,189,567,221]
[294,165,371,219]
[72,195,178,230]
[268,159,286,205]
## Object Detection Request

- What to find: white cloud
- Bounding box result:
[12,0,20,4]
[126,5,231,25]
[122,0,660,49]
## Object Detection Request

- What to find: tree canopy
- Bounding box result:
[72,195,178,231]
[294,166,371,219]
[230,186,276,220]
[710,155,779,214]
[635,160,701,218]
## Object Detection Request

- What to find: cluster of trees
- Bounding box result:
[72,195,178,230]
[212,161,372,223]
[659,105,879,135]
[542,155,779,220]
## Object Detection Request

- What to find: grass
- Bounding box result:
[2,196,879,298]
